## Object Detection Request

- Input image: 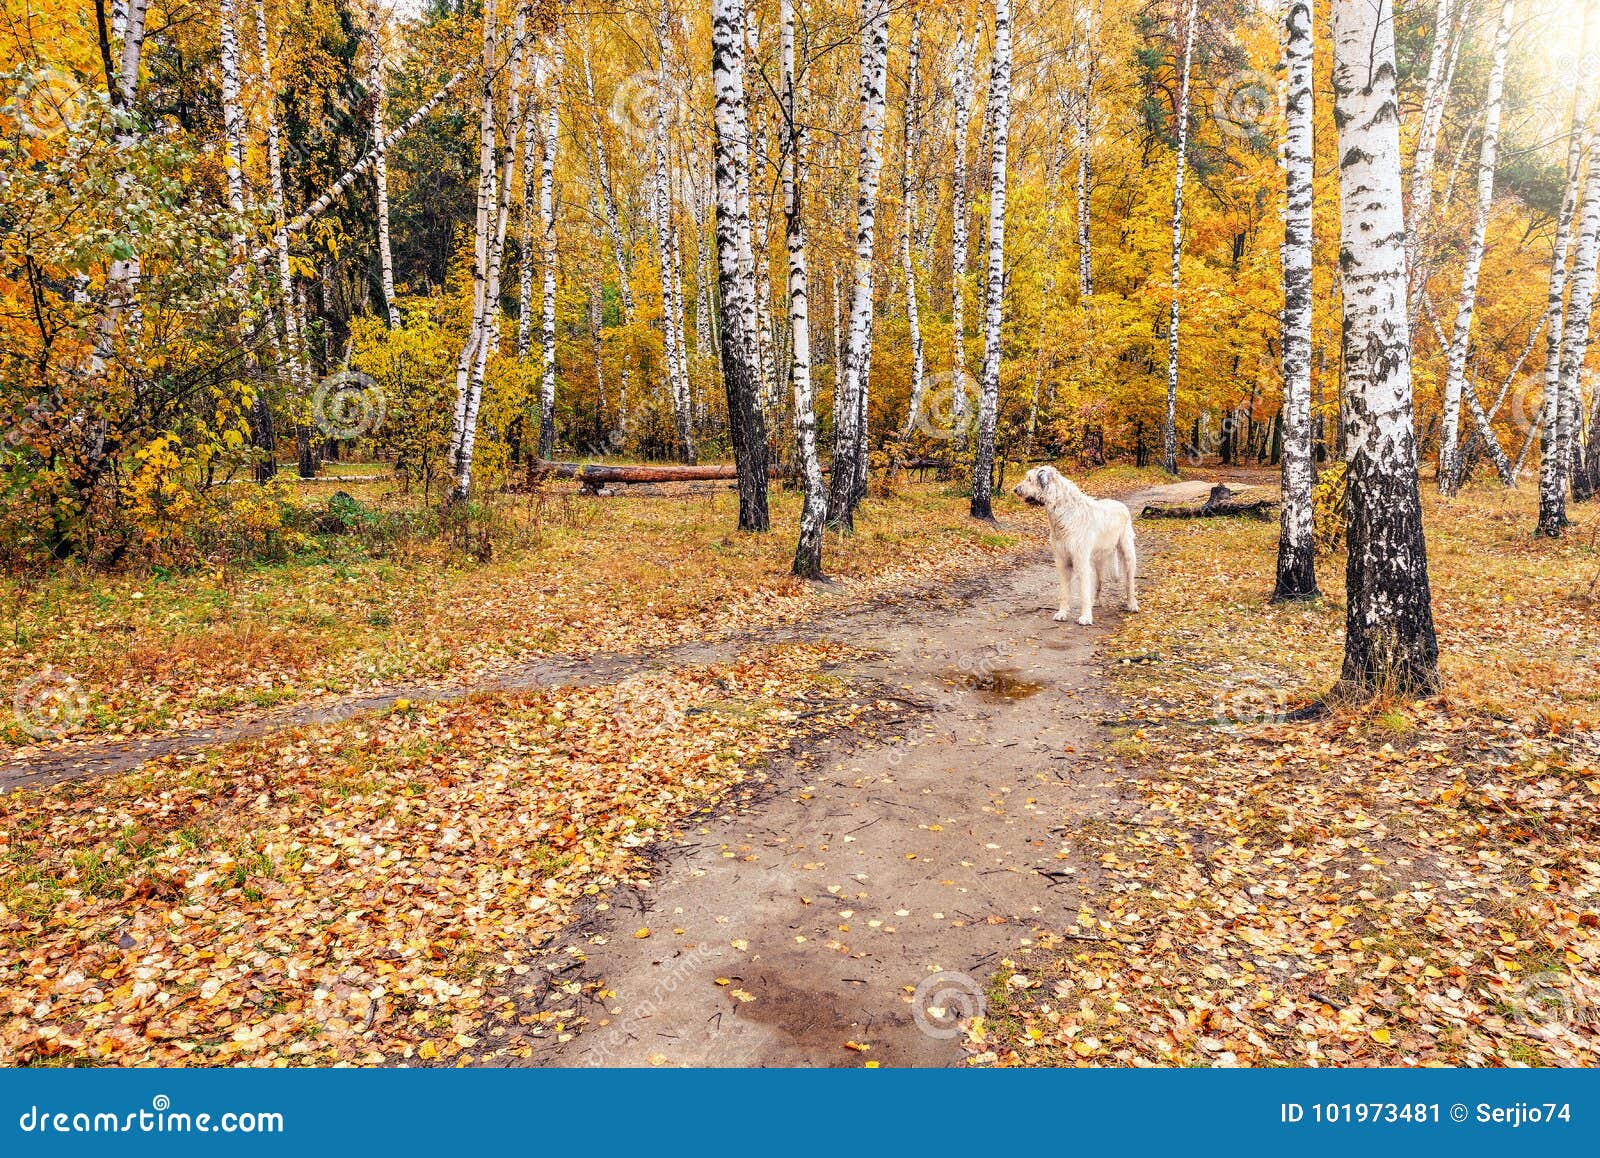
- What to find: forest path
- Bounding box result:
[0,482,1198,796]
[522,484,1184,1068]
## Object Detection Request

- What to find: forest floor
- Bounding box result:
[2,470,1596,1067]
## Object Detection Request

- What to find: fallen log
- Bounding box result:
[1141,483,1278,521]
[525,460,828,492]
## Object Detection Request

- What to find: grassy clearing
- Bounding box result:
[981,482,1600,1067]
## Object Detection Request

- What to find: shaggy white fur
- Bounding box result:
[1012,466,1138,626]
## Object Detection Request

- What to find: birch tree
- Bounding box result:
[367,5,402,329]
[1405,0,1461,307]
[448,0,502,501]
[712,0,770,531]
[1074,1,1098,301]
[1539,123,1600,536]
[1330,0,1439,695]
[1439,0,1515,496]
[1537,2,1600,531]
[1161,0,1198,476]
[656,3,695,461]
[537,45,562,460]
[949,21,976,456]
[828,0,890,530]
[1273,0,1316,600]
[896,10,928,454]
[782,0,826,578]
[969,0,1012,521]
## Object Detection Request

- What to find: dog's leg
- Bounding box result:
[1121,527,1139,612]
[1052,543,1074,622]
[1074,553,1095,625]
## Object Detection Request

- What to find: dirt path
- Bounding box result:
[2,480,1200,796]
[0,561,1012,794]
[521,497,1174,1067]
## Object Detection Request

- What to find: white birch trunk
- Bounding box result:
[1405,0,1454,296]
[219,0,246,238]
[782,0,826,578]
[1162,0,1198,475]
[949,23,975,455]
[518,87,538,361]
[251,71,464,267]
[712,0,770,529]
[448,0,500,499]
[537,44,562,459]
[656,0,695,461]
[1541,123,1600,535]
[1074,2,1097,301]
[968,0,1012,520]
[897,10,927,450]
[828,0,890,528]
[1331,0,1439,693]
[1274,0,1316,599]
[367,6,402,329]
[1439,0,1515,495]
[1538,2,1600,530]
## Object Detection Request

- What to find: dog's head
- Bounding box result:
[1013,466,1063,507]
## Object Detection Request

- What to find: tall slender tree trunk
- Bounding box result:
[828,0,890,529]
[1538,3,1600,529]
[537,45,562,459]
[1274,0,1317,601]
[712,0,770,530]
[518,87,538,362]
[1074,1,1097,301]
[782,0,826,577]
[448,0,501,500]
[253,0,310,481]
[366,7,402,329]
[949,23,975,457]
[1331,0,1439,696]
[1540,124,1600,536]
[746,12,777,414]
[655,3,695,462]
[1162,0,1198,476]
[896,11,927,457]
[1439,0,1515,495]
[1405,0,1457,308]
[969,0,1012,520]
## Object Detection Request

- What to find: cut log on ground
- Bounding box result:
[1141,483,1278,521]
[525,460,830,494]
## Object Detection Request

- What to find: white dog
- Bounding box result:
[1012,466,1138,626]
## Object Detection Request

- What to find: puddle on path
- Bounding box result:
[940,666,1047,703]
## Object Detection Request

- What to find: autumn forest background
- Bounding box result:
[0,0,1597,1069]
